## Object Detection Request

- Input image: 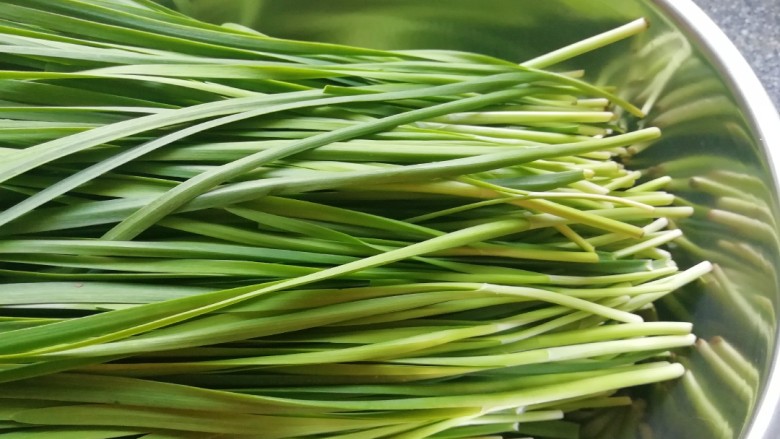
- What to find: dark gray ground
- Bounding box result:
[694,0,780,108]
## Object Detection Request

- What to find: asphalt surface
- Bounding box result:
[694,0,780,109]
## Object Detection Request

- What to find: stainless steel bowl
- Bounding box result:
[180,1,780,437]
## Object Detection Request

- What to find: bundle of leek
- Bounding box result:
[0,1,709,438]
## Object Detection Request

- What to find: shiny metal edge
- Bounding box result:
[652,1,780,438]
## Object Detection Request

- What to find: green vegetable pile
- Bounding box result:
[0,1,711,438]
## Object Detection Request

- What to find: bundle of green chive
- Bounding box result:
[0,1,711,438]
